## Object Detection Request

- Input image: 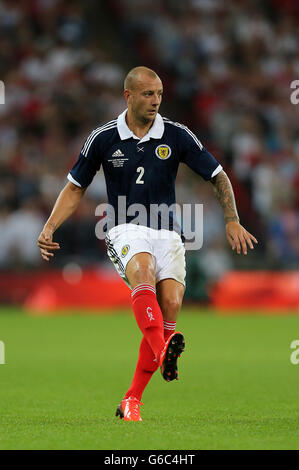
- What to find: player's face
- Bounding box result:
[127,76,163,124]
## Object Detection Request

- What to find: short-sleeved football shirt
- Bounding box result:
[68,109,222,236]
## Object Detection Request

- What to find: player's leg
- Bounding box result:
[126,252,165,362]
[156,278,185,381]
[121,253,165,404]
[126,252,156,289]
[112,228,185,418]
[122,278,185,406]
[107,228,164,419]
[156,278,184,341]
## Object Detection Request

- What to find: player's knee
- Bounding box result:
[126,253,156,287]
[161,297,182,320]
[131,264,155,286]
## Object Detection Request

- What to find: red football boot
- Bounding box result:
[159,331,185,382]
[115,396,143,421]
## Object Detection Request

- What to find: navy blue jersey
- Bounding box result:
[68,110,222,235]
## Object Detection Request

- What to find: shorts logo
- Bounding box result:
[155,144,171,160]
[121,244,130,257]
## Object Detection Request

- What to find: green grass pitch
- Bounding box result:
[0,307,298,450]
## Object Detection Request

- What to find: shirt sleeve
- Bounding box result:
[179,126,222,180]
[67,132,102,188]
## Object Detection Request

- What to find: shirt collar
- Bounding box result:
[117,109,164,143]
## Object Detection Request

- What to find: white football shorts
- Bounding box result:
[105,224,186,289]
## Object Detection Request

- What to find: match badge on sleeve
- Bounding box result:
[155,144,172,160]
[121,245,130,257]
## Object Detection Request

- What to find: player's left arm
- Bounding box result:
[210,170,258,255]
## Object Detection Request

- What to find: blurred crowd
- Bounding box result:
[0,0,298,289]
[109,0,299,278]
[0,0,125,270]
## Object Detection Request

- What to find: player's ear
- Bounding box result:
[124,89,131,102]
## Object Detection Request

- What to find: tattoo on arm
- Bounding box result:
[211,171,239,223]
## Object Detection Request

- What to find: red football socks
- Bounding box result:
[124,336,158,400]
[124,283,177,400]
[163,320,176,341]
[130,284,165,362]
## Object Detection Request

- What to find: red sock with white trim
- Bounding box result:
[163,320,176,341]
[130,284,165,362]
[124,284,165,400]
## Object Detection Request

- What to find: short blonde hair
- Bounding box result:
[124,66,160,90]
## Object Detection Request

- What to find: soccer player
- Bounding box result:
[38,66,258,421]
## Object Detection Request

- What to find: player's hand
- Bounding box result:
[225,221,258,255]
[37,225,60,261]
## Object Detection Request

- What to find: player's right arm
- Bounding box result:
[38,127,104,261]
[38,181,86,261]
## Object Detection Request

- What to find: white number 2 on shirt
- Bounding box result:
[136,167,145,184]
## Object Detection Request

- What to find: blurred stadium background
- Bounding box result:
[0,0,299,451]
[0,0,298,311]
